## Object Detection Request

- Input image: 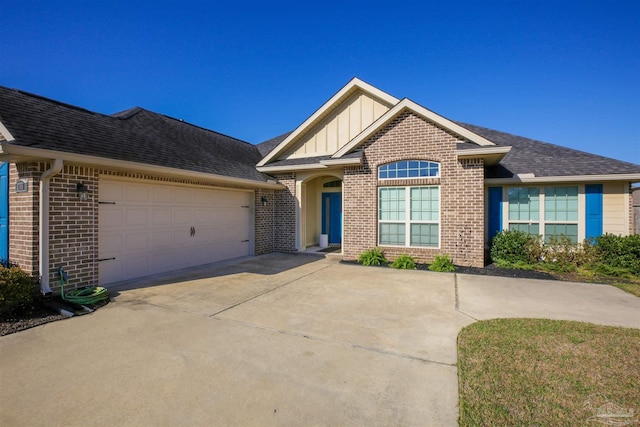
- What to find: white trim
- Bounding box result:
[319,157,361,166]
[257,78,399,167]
[456,146,511,157]
[485,173,640,185]
[0,142,284,189]
[332,99,496,159]
[256,163,328,172]
[0,120,15,142]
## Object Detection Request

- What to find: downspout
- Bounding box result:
[39,159,63,295]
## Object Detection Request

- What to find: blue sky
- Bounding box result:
[2,0,639,164]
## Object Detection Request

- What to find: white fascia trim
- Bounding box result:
[256,163,328,172]
[332,99,496,159]
[0,143,284,189]
[0,120,15,142]
[456,146,511,157]
[484,173,640,185]
[319,157,361,166]
[257,77,399,167]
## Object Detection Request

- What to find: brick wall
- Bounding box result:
[342,110,485,267]
[8,162,41,276]
[254,188,274,255]
[8,162,279,292]
[272,173,297,252]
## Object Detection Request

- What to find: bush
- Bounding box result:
[429,254,456,272]
[358,248,388,266]
[390,254,416,270]
[593,234,640,274]
[0,266,38,318]
[490,230,539,265]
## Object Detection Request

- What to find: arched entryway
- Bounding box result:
[298,172,343,251]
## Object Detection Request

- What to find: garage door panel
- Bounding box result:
[125,208,149,226]
[99,179,252,285]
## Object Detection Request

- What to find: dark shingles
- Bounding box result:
[256,132,292,157]
[0,86,270,182]
[457,122,640,178]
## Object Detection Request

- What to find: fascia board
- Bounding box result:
[256,163,327,172]
[456,146,511,157]
[319,157,361,166]
[485,173,640,185]
[0,120,15,142]
[257,78,399,167]
[332,99,496,159]
[0,143,284,189]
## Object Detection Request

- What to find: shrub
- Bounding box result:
[0,266,38,318]
[429,254,456,272]
[358,248,388,266]
[390,254,416,270]
[593,234,640,274]
[490,230,539,265]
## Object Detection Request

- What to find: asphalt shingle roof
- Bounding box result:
[457,122,640,178]
[0,86,270,182]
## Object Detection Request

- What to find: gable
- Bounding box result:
[280,90,392,160]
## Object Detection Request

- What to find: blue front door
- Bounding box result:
[585,184,603,240]
[487,187,503,241]
[322,192,342,244]
[0,163,8,261]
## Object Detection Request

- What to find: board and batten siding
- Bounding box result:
[284,91,390,159]
[602,182,629,235]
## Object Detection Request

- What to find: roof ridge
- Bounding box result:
[0,85,107,118]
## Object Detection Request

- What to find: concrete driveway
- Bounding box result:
[1,254,639,426]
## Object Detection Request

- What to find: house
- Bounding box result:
[1,79,639,293]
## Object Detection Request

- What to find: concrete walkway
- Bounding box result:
[1,254,639,426]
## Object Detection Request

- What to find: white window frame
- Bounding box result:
[504,185,582,243]
[378,185,440,248]
[378,160,440,180]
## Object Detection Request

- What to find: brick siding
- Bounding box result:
[272,173,297,252]
[342,111,485,267]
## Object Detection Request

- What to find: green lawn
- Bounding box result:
[458,319,640,426]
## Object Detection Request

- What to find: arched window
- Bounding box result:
[378,160,439,179]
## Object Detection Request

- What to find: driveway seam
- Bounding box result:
[207,263,333,317]
[212,316,457,367]
[454,274,479,322]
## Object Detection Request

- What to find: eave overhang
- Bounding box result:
[256,156,362,173]
[456,146,511,166]
[0,142,284,190]
[485,173,640,185]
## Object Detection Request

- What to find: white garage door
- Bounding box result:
[98,179,252,285]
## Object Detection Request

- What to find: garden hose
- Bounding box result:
[58,266,110,306]
[62,286,110,305]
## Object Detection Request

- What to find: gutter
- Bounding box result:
[39,159,63,295]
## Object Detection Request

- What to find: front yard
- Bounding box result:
[458,318,640,426]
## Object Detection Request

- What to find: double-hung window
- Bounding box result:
[378,186,440,247]
[507,187,540,235]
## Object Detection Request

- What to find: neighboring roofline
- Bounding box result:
[456,146,511,166]
[332,99,496,159]
[256,157,361,173]
[0,143,284,190]
[257,77,399,167]
[485,173,640,184]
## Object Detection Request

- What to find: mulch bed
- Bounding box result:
[0,304,67,337]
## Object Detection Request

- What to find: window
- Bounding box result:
[506,186,579,243]
[507,187,540,235]
[544,186,578,243]
[378,161,439,179]
[379,186,439,247]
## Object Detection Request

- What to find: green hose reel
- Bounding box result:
[58,267,110,307]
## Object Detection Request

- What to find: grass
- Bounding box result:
[613,283,640,297]
[458,319,640,426]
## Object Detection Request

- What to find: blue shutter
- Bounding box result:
[585,184,603,240]
[0,163,8,261]
[488,187,503,241]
